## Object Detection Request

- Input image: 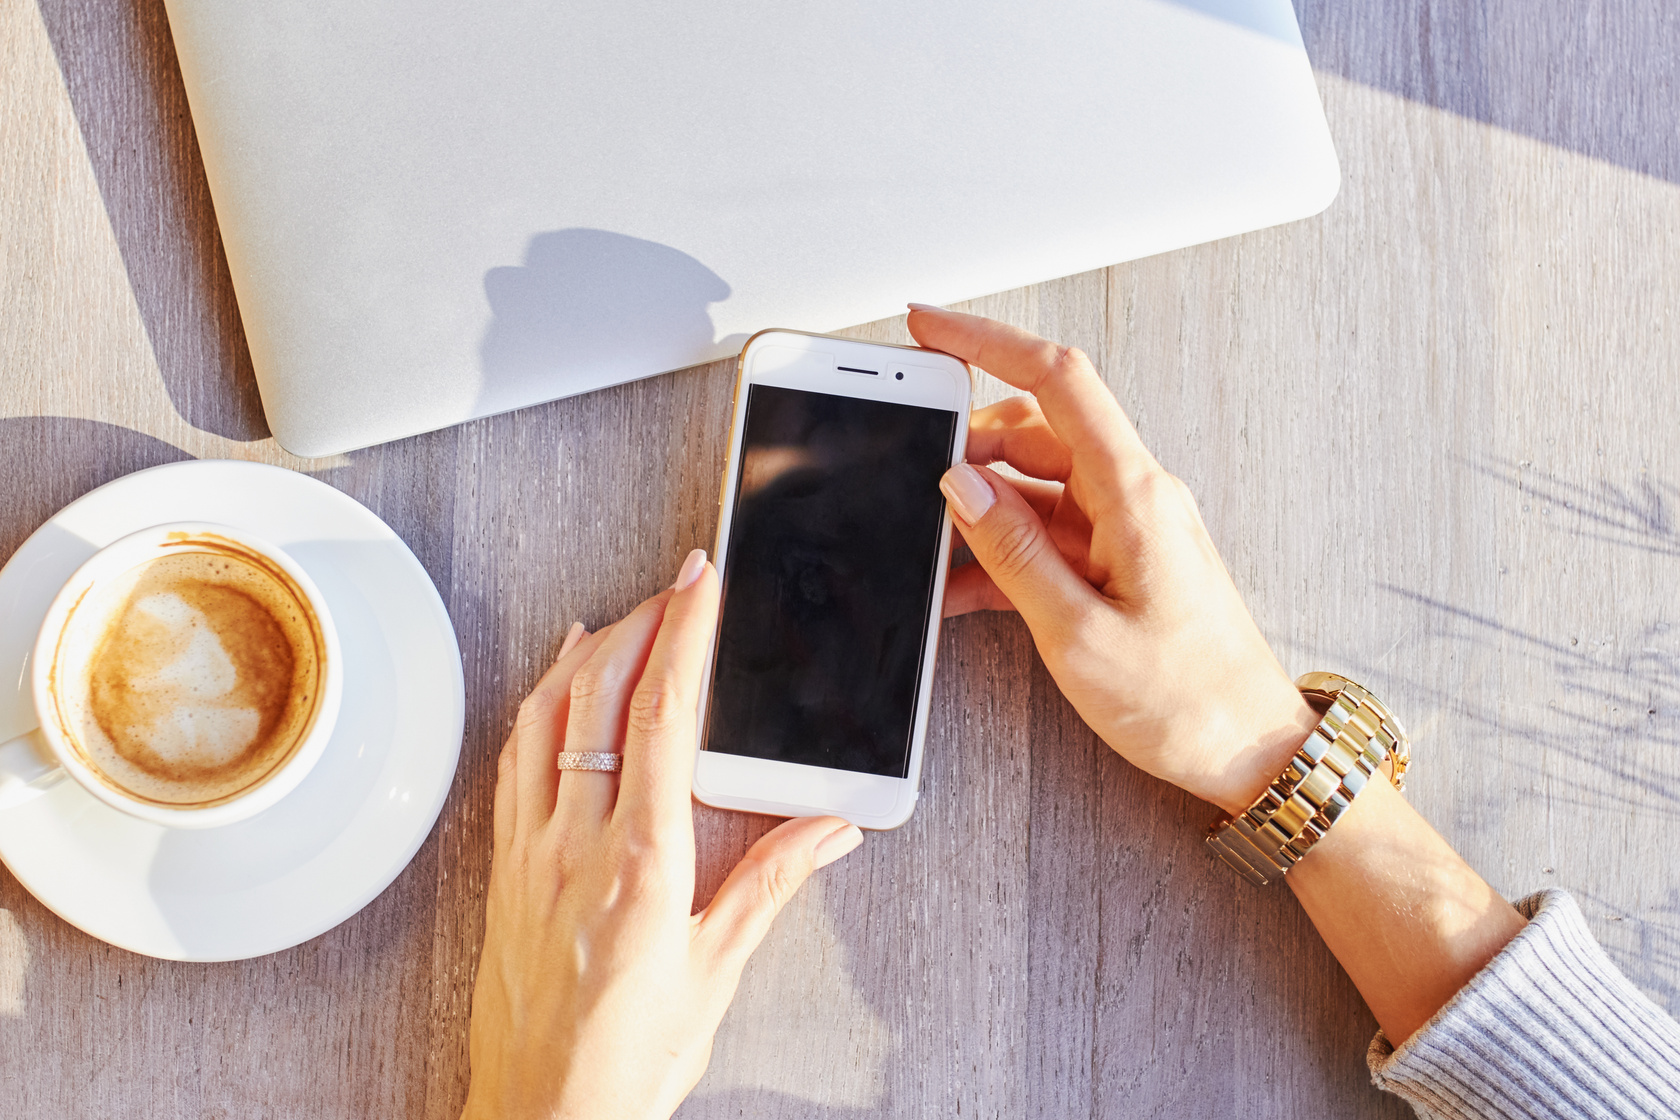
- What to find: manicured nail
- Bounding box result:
[939,463,995,525]
[673,548,708,591]
[557,620,585,659]
[906,302,942,313]
[813,822,863,869]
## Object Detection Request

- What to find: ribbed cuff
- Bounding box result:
[1368,890,1680,1120]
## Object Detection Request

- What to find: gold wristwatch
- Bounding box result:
[1206,673,1410,886]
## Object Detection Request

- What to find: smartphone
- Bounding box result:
[692,330,973,829]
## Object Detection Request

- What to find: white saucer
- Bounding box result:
[0,461,464,961]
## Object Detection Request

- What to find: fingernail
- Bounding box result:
[673,548,708,591]
[557,620,585,659]
[939,463,995,525]
[907,302,942,313]
[813,822,863,869]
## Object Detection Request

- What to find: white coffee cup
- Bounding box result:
[0,522,343,829]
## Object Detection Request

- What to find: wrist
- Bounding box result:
[1201,679,1321,817]
[1202,671,1413,888]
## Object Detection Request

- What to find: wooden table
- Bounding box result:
[4,1,1678,1116]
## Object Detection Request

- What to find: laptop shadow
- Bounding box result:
[476,229,734,417]
[34,0,270,444]
[1300,0,1680,185]
[1165,0,1680,186]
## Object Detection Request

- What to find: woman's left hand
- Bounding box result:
[460,549,864,1120]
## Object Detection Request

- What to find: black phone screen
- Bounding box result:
[703,384,959,778]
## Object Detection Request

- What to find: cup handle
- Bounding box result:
[0,727,66,811]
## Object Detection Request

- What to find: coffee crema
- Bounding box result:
[62,545,325,808]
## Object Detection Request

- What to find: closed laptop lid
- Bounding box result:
[163,0,1336,457]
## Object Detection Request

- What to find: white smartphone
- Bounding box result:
[692,329,973,830]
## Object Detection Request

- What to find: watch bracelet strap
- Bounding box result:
[1205,674,1409,887]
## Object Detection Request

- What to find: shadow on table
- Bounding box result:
[1469,457,1680,560]
[1402,457,1680,820]
[1172,0,1680,185]
[1371,460,1680,823]
[34,0,270,444]
[0,418,190,565]
[1382,585,1680,825]
[1295,0,1680,184]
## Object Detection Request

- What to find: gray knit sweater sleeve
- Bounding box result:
[1367,889,1680,1119]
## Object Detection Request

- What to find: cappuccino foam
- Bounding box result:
[66,547,324,807]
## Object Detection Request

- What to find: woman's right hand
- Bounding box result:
[908,306,1318,816]
[913,308,1532,1053]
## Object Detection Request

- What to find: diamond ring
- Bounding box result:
[556,751,623,772]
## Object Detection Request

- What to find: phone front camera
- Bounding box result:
[895,371,904,380]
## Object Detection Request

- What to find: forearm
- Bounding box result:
[1208,688,1680,1120]
[1283,778,1525,1044]
[1208,687,1526,1046]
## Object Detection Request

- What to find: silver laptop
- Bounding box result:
[163,0,1336,458]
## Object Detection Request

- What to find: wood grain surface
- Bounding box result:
[2,0,1678,1116]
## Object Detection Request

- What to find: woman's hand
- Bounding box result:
[461,549,864,1120]
[911,308,1531,1047]
[909,307,1316,815]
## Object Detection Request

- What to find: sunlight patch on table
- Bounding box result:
[693,876,889,1108]
[0,909,29,1016]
